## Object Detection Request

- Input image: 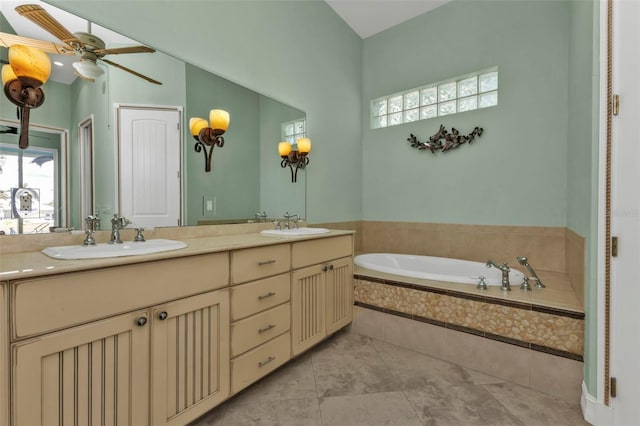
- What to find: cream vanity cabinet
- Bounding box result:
[9,253,229,426]
[229,244,292,394]
[1,283,9,426]
[291,235,354,355]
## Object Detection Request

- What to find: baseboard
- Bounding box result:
[581,381,614,425]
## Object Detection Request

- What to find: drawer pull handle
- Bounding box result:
[158,311,168,321]
[258,292,276,300]
[258,259,276,266]
[136,317,147,327]
[258,324,276,334]
[258,356,276,368]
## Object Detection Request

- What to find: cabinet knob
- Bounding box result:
[158,311,168,321]
[136,317,148,327]
[322,266,328,272]
[329,264,334,270]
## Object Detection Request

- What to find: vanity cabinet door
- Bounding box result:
[326,257,354,334]
[291,255,354,356]
[151,290,230,426]
[291,264,327,356]
[12,310,150,426]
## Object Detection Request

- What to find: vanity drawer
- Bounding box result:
[231,244,290,284]
[292,235,352,269]
[231,302,290,357]
[230,273,290,321]
[11,253,229,340]
[230,332,290,394]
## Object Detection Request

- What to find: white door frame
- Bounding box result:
[78,115,95,221]
[588,0,639,424]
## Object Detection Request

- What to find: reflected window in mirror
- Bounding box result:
[281,118,306,146]
[0,142,59,234]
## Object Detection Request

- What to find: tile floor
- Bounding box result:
[192,330,588,426]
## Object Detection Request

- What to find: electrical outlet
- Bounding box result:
[203,196,217,216]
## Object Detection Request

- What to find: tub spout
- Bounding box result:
[486,259,511,291]
[516,256,545,288]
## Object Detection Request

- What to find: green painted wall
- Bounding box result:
[46,0,363,224]
[259,95,306,219]
[67,49,186,228]
[564,0,599,397]
[185,64,260,224]
[362,0,570,226]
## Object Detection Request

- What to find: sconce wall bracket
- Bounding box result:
[407,125,483,154]
[4,80,46,149]
[194,127,226,172]
[281,152,309,183]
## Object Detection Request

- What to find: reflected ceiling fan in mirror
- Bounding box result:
[1,4,161,85]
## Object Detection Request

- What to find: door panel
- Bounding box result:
[151,290,230,426]
[118,106,181,228]
[12,310,149,426]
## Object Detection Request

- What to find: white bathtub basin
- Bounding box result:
[355,253,525,287]
[261,227,330,236]
[42,239,187,260]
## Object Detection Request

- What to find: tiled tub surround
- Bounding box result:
[354,221,585,309]
[355,273,584,357]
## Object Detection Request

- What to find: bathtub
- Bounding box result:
[354,253,525,287]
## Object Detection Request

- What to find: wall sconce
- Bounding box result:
[189,109,230,172]
[279,137,311,182]
[2,44,51,150]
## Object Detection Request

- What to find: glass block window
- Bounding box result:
[370,68,498,129]
[281,118,306,145]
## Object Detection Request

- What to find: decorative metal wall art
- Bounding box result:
[407,125,483,153]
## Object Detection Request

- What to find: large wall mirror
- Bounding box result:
[0,1,306,235]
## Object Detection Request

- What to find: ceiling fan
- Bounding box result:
[0,4,161,85]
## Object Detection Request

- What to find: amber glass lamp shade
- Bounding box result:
[296,137,312,154]
[278,142,292,157]
[209,109,230,132]
[7,44,51,88]
[189,117,209,137]
[2,65,18,85]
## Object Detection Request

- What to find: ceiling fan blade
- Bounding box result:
[0,31,74,55]
[15,4,81,47]
[94,46,155,56]
[101,58,162,85]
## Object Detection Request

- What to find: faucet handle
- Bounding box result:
[134,228,146,242]
[476,276,488,290]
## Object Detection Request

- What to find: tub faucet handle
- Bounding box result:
[520,276,532,291]
[477,276,488,290]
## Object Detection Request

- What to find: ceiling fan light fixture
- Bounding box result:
[72,59,104,80]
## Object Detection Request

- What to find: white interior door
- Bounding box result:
[117,106,181,228]
[610,0,640,423]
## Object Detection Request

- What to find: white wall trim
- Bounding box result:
[582,381,614,425]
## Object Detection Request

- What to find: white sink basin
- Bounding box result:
[42,239,187,260]
[261,227,331,237]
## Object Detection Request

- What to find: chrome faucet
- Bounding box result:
[83,215,100,246]
[486,259,511,291]
[109,214,130,244]
[516,256,546,288]
[283,212,299,229]
[255,211,267,222]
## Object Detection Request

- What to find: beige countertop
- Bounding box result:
[0,229,354,281]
